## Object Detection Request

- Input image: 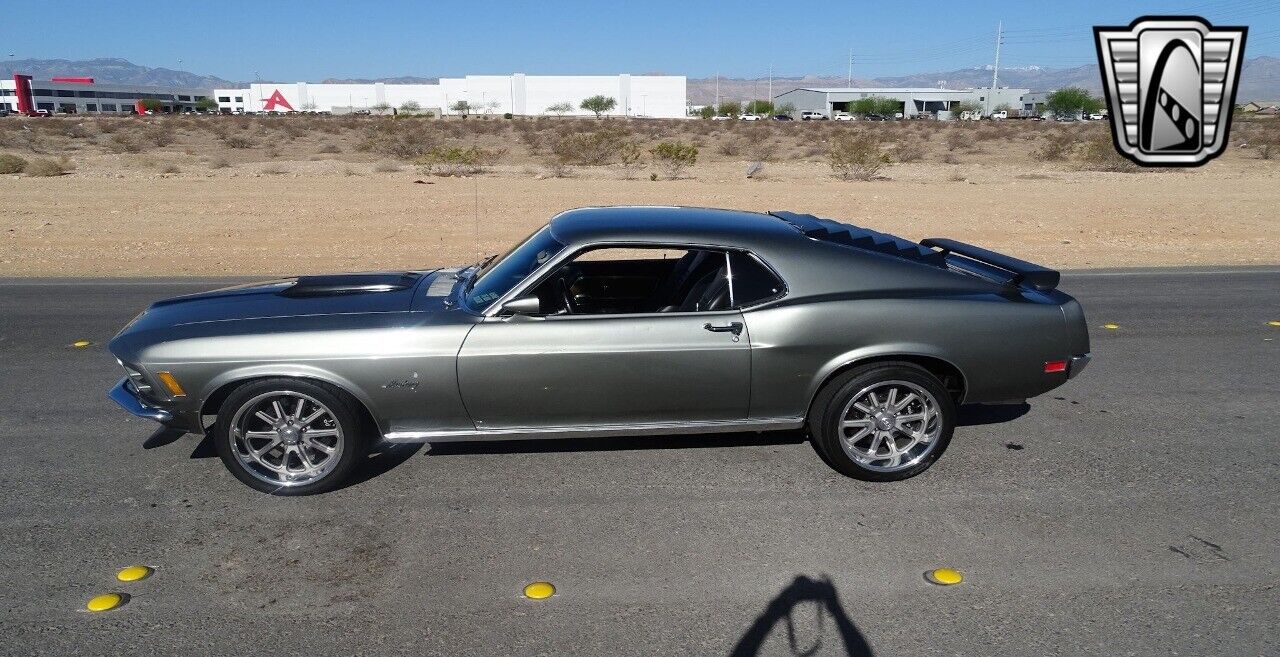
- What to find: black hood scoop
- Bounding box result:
[280,272,421,298]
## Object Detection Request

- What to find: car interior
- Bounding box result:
[522,247,783,315]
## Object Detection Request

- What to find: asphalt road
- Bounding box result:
[1,268,1277,657]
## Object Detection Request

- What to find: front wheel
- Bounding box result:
[213,378,368,495]
[809,363,955,482]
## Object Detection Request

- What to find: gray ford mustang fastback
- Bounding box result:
[109,206,1090,494]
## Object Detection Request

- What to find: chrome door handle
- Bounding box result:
[703,321,744,336]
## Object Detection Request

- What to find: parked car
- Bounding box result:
[1055,114,1077,122]
[864,113,885,121]
[1088,113,1105,121]
[832,112,855,121]
[771,114,794,121]
[800,110,827,121]
[739,114,761,121]
[108,207,1090,495]
[990,110,1008,120]
[711,115,733,121]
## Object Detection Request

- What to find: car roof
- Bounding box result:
[548,206,801,250]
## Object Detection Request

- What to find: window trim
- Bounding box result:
[480,240,789,318]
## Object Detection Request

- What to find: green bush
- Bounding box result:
[580,95,617,118]
[413,145,495,176]
[551,127,628,166]
[0,153,27,174]
[650,141,697,179]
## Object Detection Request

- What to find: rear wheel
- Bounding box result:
[809,363,955,482]
[213,378,368,495]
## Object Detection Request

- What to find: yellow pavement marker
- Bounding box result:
[116,565,153,582]
[523,581,556,599]
[925,568,963,586]
[1102,324,1120,330]
[1268,320,1280,327]
[72,340,92,348]
[85,593,125,612]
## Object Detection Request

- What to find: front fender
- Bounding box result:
[198,364,386,434]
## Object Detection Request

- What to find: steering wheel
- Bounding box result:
[556,276,579,314]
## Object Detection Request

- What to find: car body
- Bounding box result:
[771,114,794,121]
[711,114,733,121]
[833,113,855,121]
[864,113,886,121]
[739,114,761,121]
[109,206,1090,494]
[800,111,827,121]
[990,110,1008,120]
[1088,113,1105,121]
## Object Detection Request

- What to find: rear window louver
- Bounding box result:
[769,211,947,268]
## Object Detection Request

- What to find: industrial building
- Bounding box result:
[1,74,212,115]
[3,72,687,118]
[773,86,1032,119]
[215,74,687,118]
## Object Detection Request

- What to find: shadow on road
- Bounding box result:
[425,430,807,456]
[730,575,873,657]
[957,402,1030,426]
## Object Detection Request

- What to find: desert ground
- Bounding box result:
[2,114,1277,276]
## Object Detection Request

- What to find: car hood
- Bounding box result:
[121,271,437,332]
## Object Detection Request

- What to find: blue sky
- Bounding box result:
[4,0,1278,81]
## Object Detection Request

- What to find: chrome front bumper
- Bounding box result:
[109,378,174,423]
[1068,353,1091,379]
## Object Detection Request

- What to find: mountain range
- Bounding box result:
[8,56,1280,103]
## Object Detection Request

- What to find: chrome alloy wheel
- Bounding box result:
[229,391,344,487]
[838,380,943,473]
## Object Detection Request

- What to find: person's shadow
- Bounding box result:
[730,575,873,657]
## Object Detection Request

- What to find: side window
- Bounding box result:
[526,246,730,315]
[729,252,785,307]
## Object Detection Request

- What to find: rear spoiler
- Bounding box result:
[920,238,1060,291]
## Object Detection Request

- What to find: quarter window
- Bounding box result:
[728,252,785,307]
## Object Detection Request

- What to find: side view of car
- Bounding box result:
[800,110,827,120]
[109,207,1090,495]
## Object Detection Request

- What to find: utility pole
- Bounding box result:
[714,71,720,113]
[767,63,773,112]
[847,48,853,87]
[987,21,1003,116]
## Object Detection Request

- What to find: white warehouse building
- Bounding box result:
[773,86,1032,119]
[216,74,686,118]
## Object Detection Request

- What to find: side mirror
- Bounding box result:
[499,295,541,316]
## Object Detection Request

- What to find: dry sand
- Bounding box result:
[2,150,1277,277]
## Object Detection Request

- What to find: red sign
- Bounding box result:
[262,89,294,112]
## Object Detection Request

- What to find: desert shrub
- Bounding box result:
[143,124,176,146]
[413,145,495,176]
[160,163,180,174]
[208,157,230,169]
[221,133,255,149]
[827,131,889,180]
[358,120,439,159]
[747,139,779,162]
[1077,135,1140,172]
[373,160,402,172]
[651,141,697,179]
[260,164,287,175]
[316,143,341,154]
[618,140,643,179]
[944,130,969,152]
[550,126,629,166]
[1252,123,1280,159]
[24,156,74,177]
[894,141,926,162]
[1033,130,1078,161]
[0,153,28,174]
[717,139,744,157]
[95,119,121,134]
[106,132,146,154]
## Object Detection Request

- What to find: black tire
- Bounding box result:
[808,362,955,482]
[212,378,369,495]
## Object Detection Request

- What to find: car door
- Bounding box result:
[456,310,750,430]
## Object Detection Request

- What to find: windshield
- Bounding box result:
[464,226,565,309]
